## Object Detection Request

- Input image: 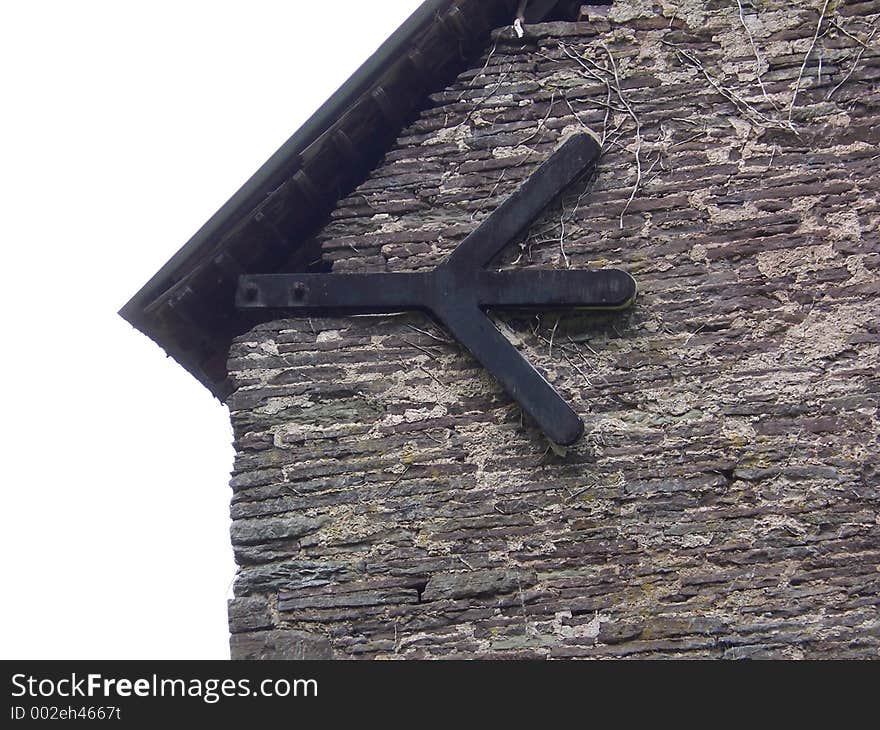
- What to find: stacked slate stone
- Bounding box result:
[226,0,880,659]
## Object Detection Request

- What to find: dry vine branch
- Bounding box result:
[662,40,796,133]
[735,0,775,108]
[601,43,643,228]
[460,62,514,129]
[560,93,627,159]
[563,350,592,386]
[520,91,558,145]
[541,48,615,145]
[401,339,441,360]
[829,18,878,52]
[788,0,832,121]
[827,24,879,99]
[407,324,452,344]
[550,48,616,141]
[471,169,508,221]
[557,198,570,269]
[468,43,498,87]
[557,42,644,228]
[548,317,560,357]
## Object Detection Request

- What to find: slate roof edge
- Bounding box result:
[120,0,456,324]
[119,0,525,398]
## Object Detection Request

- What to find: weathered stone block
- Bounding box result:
[422,569,538,602]
[230,515,328,546]
[230,630,333,660]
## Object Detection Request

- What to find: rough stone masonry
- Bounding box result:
[226,0,880,659]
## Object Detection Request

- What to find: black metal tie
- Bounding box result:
[237,133,636,445]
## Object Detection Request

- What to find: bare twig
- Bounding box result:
[601,43,643,227]
[683,323,706,347]
[788,0,832,121]
[401,338,440,360]
[468,43,498,87]
[735,0,775,108]
[520,91,557,144]
[562,351,592,386]
[562,180,594,258]
[421,429,446,445]
[555,46,616,146]
[407,324,452,344]
[472,169,509,221]
[829,18,878,51]
[558,42,644,227]
[418,365,444,387]
[663,40,795,132]
[557,199,570,268]
[561,92,589,128]
[461,63,514,128]
[568,335,599,359]
[601,76,614,144]
[641,152,664,187]
[548,316,560,358]
[827,24,879,99]
[382,465,410,495]
[767,142,779,170]
[564,483,594,502]
[670,130,708,149]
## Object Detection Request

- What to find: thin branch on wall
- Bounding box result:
[735,0,776,109]
[830,17,877,50]
[556,45,617,148]
[471,170,508,221]
[602,43,643,229]
[662,41,796,133]
[520,91,558,145]
[827,23,879,99]
[548,316,560,358]
[557,42,643,228]
[462,62,514,128]
[557,199,570,269]
[407,323,453,344]
[468,43,498,87]
[787,0,832,122]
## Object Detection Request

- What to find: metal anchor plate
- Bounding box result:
[237,133,636,445]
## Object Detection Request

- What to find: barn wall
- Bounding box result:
[226,0,880,659]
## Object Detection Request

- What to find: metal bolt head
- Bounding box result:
[292,281,307,301]
[244,283,259,302]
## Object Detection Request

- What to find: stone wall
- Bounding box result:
[226,0,880,659]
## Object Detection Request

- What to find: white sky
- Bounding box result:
[0,0,425,659]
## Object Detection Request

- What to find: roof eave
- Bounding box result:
[120,0,521,399]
